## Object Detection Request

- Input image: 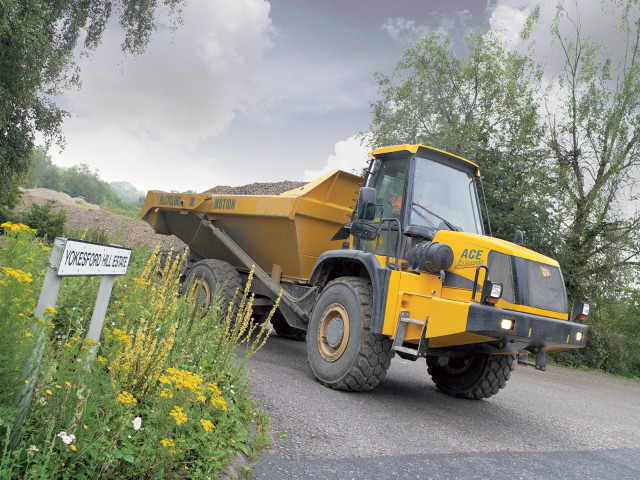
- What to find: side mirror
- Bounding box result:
[356,187,377,221]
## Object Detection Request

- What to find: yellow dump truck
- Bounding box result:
[141,144,589,399]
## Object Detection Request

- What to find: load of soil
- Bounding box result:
[16,180,304,250]
[203,180,305,196]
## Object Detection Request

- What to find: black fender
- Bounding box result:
[309,250,390,334]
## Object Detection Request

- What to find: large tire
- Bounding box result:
[270,310,306,341]
[426,353,515,400]
[307,277,394,391]
[182,259,241,317]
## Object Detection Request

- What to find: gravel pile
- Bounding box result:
[203,180,305,196]
[16,188,185,251]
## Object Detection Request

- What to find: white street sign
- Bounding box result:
[57,239,131,276]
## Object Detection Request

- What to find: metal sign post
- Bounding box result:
[10,237,131,448]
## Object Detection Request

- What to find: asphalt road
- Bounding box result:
[245,334,640,480]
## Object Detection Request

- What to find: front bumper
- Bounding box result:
[466,303,588,352]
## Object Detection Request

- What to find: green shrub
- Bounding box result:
[18,202,66,241]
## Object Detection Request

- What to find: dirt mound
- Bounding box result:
[20,187,100,209]
[203,180,305,196]
[16,188,185,251]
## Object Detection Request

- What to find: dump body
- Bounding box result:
[141,170,362,283]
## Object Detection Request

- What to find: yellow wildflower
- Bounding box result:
[169,406,187,426]
[46,390,52,395]
[97,356,107,363]
[160,438,175,448]
[45,306,57,315]
[116,391,137,405]
[55,385,61,389]
[211,395,227,411]
[160,389,173,398]
[2,267,33,284]
[65,381,71,386]
[199,419,214,433]
[70,445,76,451]
[24,332,32,338]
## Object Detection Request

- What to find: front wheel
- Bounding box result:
[426,353,515,400]
[307,277,394,391]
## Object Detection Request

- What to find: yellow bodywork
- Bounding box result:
[141,169,362,282]
[379,229,569,349]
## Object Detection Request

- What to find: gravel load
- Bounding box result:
[203,180,305,196]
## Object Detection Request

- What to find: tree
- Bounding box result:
[366,31,558,256]
[0,0,184,205]
[536,1,640,300]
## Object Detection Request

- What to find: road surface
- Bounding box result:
[246,334,640,479]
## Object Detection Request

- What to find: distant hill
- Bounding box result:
[110,181,145,204]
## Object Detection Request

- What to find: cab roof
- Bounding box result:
[371,144,481,178]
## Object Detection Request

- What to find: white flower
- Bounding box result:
[56,432,75,445]
[133,417,142,431]
[28,445,39,452]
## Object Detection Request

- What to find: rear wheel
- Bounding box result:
[307,277,394,391]
[426,353,515,400]
[182,259,241,317]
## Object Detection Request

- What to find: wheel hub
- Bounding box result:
[325,318,344,348]
[318,303,350,362]
[443,355,475,374]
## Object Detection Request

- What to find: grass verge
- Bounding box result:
[0,222,274,478]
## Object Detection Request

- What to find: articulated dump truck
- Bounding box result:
[141,144,590,399]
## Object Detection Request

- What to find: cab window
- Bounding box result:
[410,157,483,234]
[371,158,407,220]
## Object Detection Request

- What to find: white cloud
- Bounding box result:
[51,0,274,190]
[487,0,532,47]
[303,135,370,181]
[382,17,429,43]
[382,10,475,45]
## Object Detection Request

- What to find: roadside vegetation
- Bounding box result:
[0,222,272,478]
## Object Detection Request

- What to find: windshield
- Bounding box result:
[411,156,483,234]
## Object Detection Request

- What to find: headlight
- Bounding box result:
[501,319,515,330]
[571,300,590,322]
[486,282,503,305]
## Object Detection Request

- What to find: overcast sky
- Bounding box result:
[47,0,623,193]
